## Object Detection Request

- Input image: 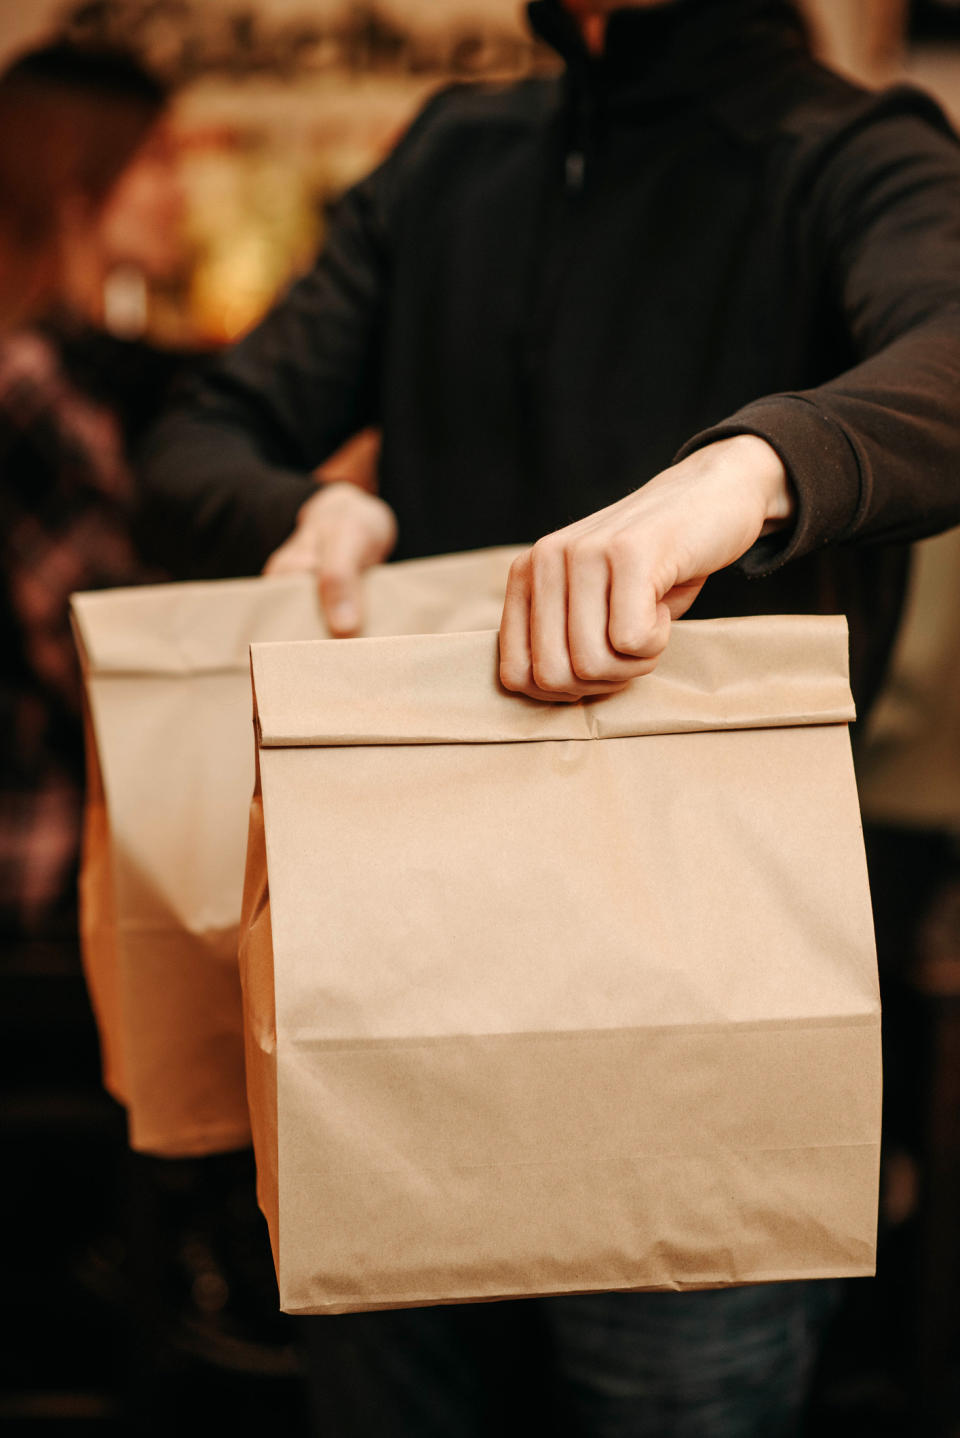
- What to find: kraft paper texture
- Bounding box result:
[70,546,520,1156]
[241,614,881,1315]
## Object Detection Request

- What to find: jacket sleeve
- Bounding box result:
[136,108,420,579]
[676,93,960,575]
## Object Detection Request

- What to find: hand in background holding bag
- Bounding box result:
[263,428,396,635]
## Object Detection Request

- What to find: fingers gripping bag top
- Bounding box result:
[70,547,520,1156]
[241,614,881,1314]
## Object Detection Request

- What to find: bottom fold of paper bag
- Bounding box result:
[273,1019,881,1315]
[278,1141,879,1315]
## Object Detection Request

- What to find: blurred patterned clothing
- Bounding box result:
[0,325,142,939]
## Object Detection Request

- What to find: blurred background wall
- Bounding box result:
[0,1,540,346]
[1,0,956,351]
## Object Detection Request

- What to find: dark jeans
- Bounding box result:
[301,1280,840,1438]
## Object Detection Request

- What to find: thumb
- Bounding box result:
[317,527,369,636]
[662,576,707,620]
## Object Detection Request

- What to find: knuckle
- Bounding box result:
[606,531,637,566]
[569,535,605,566]
[608,621,651,657]
[499,658,530,693]
[569,649,610,683]
[507,551,533,586]
[531,658,570,693]
[531,535,561,569]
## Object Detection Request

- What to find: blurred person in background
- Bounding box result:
[139,0,960,1434]
[0,41,177,333]
[0,40,321,1399]
[0,42,184,942]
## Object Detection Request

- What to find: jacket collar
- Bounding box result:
[526,0,808,109]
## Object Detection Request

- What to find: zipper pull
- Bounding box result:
[565,149,585,193]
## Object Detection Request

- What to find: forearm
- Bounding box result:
[134,144,399,582]
[698,102,960,573]
[135,406,314,580]
[678,310,960,575]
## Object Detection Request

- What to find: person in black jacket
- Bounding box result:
[140,0,960,717]
[139,1,960,1433]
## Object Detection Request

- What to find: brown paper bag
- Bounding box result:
[70,547,519,1156]
[241,614,881,1315]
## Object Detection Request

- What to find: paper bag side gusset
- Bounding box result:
[246,615,881,1314]
[237,706,280,1273]
[69,642,255,1157]
[70,578,325,1157]
[73,612,128,1109]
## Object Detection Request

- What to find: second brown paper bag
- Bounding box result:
[70,547,519,1156]
[242,614,881,1314]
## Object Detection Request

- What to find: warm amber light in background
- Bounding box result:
[24,0,543,347]
[1,0,954,347]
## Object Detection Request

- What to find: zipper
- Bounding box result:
[520,80,598,532]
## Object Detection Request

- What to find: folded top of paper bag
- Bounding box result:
[71,548,522,675]
[251,615,854,747]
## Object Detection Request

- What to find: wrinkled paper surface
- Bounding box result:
[241,614,880,1314]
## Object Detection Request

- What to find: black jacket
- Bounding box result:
[139,0,960,712]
